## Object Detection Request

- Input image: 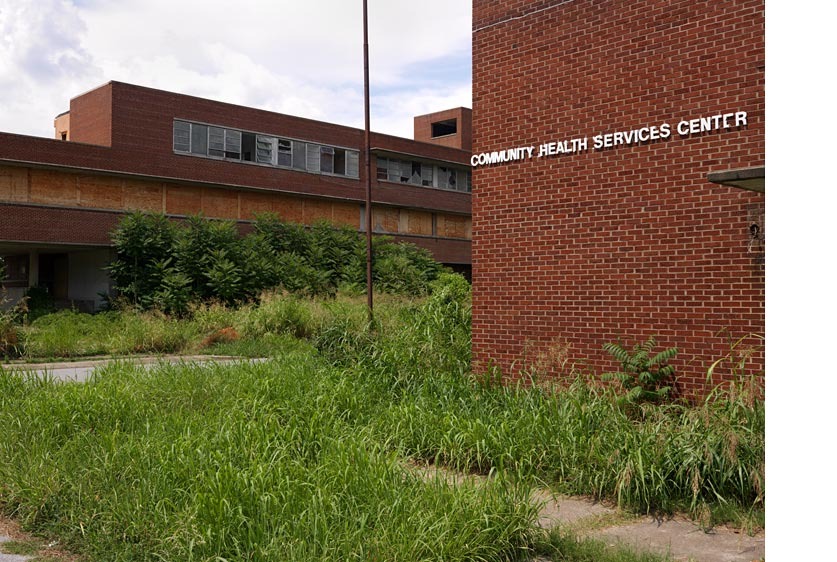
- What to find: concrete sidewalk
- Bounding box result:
[415,463,765,562]
[1,355,267,383]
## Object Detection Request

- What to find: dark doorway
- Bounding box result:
[38,253,69,300]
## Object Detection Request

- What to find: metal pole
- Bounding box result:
[363,0,374,324]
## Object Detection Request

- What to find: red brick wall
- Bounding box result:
[413,108,473,151]
[68,83,112,147]
[472,0,765,397]
[102,82,471,215]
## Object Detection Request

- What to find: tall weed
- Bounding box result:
[0,358,537,561]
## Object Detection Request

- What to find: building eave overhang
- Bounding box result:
[707,166,765,193]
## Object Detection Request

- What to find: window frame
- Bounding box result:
[172,119,360,179]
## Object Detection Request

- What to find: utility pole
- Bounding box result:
[363,0,373,324]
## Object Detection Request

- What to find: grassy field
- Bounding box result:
[0,276,763,560]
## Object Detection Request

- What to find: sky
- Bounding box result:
[0,0,472,139]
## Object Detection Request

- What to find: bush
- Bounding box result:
[602,336,677,403]
[107,212,452,310]
[106,212,177,307]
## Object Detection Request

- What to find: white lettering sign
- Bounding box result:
[471,110,748,167]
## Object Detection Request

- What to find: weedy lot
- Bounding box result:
[0,276,763,561]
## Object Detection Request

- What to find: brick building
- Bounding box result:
[1,81,473,310]
[471,0,765,396]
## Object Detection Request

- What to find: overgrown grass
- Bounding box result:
[6,291,414,361]
[0,274,765,560]
[533,527,670,562]
[20,309,200,358]
[0,356,537,561]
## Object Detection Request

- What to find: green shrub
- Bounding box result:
[107,212,177,307]
[602,336,678,403]
[107,212,450,310]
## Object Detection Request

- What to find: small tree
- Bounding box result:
[602,336,678,403]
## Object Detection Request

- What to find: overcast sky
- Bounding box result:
[0,0,472,139]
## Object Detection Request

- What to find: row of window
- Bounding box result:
[173,120,472,193]
[173,120,360,178]
[376,157,472,193]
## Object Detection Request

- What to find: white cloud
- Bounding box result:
[0,0,471,138]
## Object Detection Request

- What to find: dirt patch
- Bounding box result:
[0,517,79,562]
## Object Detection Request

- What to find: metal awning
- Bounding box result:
[707,166,765,193]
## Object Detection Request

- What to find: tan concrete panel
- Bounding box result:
[303,198,333,225]
[30,169,78,205]
[271,194,304,224]
[373,206,399,234]
[201,188,239,219]
[332,202,360,228]
[78,175,123,209]
[0,165,30,202]
[124,179,164,212]
[165,185,202,216]
[240,191,275,220]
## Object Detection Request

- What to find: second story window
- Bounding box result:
[376,156,471,193]
[173,120,359,179]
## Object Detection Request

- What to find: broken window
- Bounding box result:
[241,132,256,162]
[438,166,457,189]
[333,148,346,176]
[277,139,292,167]
[320,146,335,174]
[172,119,361,178]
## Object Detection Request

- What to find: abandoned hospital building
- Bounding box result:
[1,0,764,396]
[470,0,764,395]
[0,82,474,309]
